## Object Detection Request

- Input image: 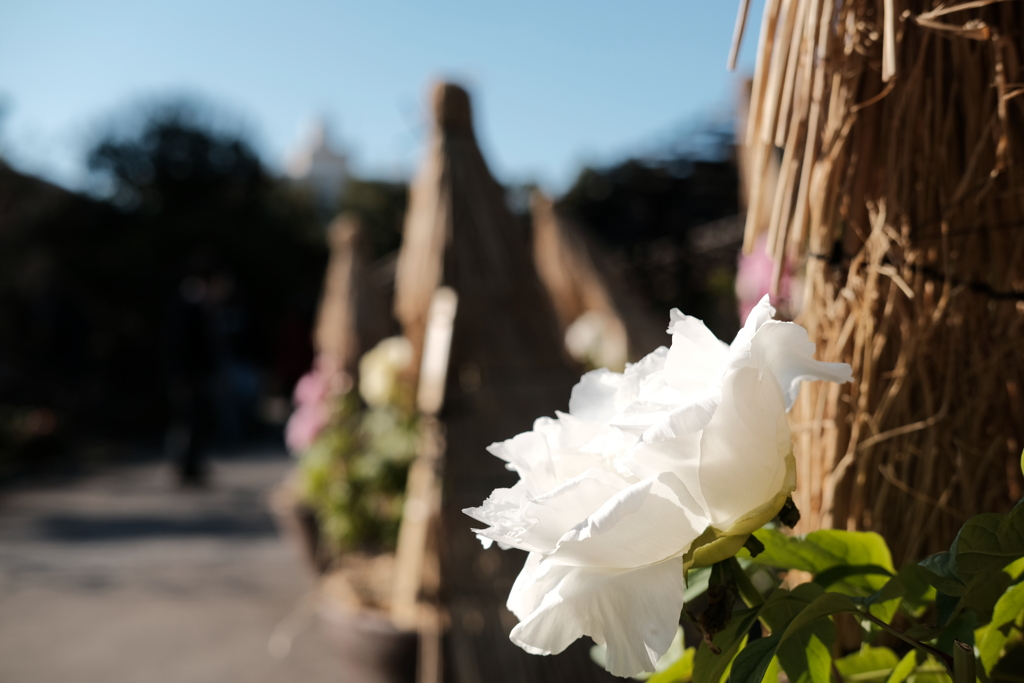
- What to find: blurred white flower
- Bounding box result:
[564,310,629,371]
[465,296,851,677]
[358,336,413,409]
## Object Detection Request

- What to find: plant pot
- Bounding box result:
[269,479,331,574]
[318,601,418,683]
[318,553,417,682]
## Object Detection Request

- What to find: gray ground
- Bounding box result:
[0,448,342,683]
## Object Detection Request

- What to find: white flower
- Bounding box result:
[358,336,412,408]
[464,296,851,677]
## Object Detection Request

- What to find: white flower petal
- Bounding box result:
[568,368,623,421]
[728,294,776,359]
[619,345,669,406]
[468,469,632,554]
[507,554,685,677]
[608,401,675,435]
[640,391,718,444]
[487,431,558,494]
[747,320,854,409]
[550,472,706,568]
[663,310,730,395]
[619,433,709,517]
[548,412,605,451]
[698,366,791,529]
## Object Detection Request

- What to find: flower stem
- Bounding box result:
[860,611,954,673]
[952,640,976,683]
[726,557,765,608]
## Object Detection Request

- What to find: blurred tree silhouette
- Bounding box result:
[85,102,325,382]
[0,100,326,475]
[558,145,741,340]
[337,177,408,261]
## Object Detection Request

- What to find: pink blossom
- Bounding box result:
[285,399,330,453]
[285,365,331,453]
[293,366,329,406]
[736,236,800,323]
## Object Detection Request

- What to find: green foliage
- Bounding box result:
[888,650,918,683]
[646,647,696,683]
[976,581,1024,674]
[693,609,760,683]
[744,528,895,596]
[834,645,899,683]
[651,504,1024,683]
[917,501,1024,602]
[298,393,418,555]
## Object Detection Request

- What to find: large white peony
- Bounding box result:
[464,296,852,677]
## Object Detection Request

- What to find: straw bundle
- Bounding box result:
[736,0,1024,563]
[393,83,609,682]
[313,213,392,377]
[531,191,665,368]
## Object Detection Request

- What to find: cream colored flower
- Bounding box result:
[358,336,412,409]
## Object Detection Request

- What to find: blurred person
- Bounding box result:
[163,251,229,486]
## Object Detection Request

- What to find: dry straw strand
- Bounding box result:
[736,0,1024,563]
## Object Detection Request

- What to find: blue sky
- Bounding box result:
[0,1,763,193]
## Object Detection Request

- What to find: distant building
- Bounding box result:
[285,119,349,216]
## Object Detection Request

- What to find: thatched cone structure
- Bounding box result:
[736,0,1024,563]
[313,213,394,379]
[394,83,613,682]
[530,191,665,369]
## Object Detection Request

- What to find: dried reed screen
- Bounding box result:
[314,214,392,376]
[736,0,1024,563]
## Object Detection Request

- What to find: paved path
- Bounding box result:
[0,448,342,683]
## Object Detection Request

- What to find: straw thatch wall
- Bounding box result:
[393,82,613,682]
[313,213,393,378]
[738,0,1024,562]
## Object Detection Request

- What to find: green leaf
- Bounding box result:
[885,650,917,683]
[778,630,832,683]
[747,529,895,596]
[953,507,1024,586]
[759,584,825,632]
[814,564,894,590]
[834,645,899,683]
[692,609,761,683]
[896,563,938,610]
[979,581,1024,673]
[728,634,781,683]
[726,557,767,608]
[867,574,907,623]
[756,585,835,683]
[778,593,860,647]
[920,503,1024,605]
[912,655,955,683]
[990,641,1024,682]
[936,611,980,661]
[918,553,966,597]
[992,581,1024,631]
[760,656,781,683]
[1003,555,1024,580]
[646,647,695,683]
